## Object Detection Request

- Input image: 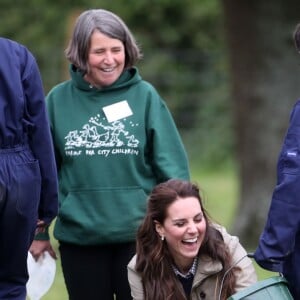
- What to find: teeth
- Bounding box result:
[183,237,197,243]
[102,68,114,72]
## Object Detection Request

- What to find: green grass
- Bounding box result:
[41,254,67,300]
[30,168,276,299]
[191,167,277,281]
[191,168,238,228]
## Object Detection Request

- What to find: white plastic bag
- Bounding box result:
[26,251,56,300]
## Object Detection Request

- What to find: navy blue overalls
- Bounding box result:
[0,38,58,299]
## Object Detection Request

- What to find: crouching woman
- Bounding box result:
[128,179,257,300]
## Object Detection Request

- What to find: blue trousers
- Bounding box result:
[0,145,40,300]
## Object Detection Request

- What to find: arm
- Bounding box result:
[22,50,58,260]
[29,219,57,260]
[127,255,144,300]
[147,96,190,182]
[23,54,58,228]
[254,101,300,272]
[46,90,63,170]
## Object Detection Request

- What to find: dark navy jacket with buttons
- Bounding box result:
[0,37,58,225]
[254,100,300,299]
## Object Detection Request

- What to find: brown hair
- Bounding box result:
[135,179,238,300]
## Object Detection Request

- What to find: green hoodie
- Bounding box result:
[47,65,190,245]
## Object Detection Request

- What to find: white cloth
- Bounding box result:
[26,251,56,300]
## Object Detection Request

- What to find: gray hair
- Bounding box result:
[65,9,143,73]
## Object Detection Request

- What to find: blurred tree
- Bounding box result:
[0,0,232,167]
[106,0,233,166]
[0,0,72,91]
[222,0,300,248]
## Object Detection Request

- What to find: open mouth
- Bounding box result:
[100,67,115,72]
[182,237,198,245]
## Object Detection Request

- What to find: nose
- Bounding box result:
[103,51,113,64]
[187,222,198,234]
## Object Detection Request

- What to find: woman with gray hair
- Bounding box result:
[33,8,190,300]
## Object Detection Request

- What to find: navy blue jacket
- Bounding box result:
[0,37,58,224]
[254,100,300,299]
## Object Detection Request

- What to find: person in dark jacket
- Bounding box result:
[254,23,300,299]
[0,37,58,300]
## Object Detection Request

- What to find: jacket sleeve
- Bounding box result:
[23,51,58,226]
[45,91,63,171]
[254,100,300,272]
[147,94,190,182]
[219,226,257,291]
[127,255,144,300]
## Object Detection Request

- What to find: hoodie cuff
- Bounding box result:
[34,225,50,241]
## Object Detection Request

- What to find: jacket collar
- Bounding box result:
[193,254,223,284]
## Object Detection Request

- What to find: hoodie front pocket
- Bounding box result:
[58,186,148,244]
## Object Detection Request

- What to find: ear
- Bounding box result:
[154,220,164,237]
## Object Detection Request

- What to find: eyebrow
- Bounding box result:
[172,212,203,222]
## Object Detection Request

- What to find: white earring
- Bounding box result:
[161,235,165,241]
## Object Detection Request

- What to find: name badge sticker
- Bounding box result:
[102,100,133,122]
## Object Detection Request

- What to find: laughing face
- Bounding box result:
[155,196,206,273]
[84,30,125,88]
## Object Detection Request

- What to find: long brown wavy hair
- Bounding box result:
[135,179,239,300]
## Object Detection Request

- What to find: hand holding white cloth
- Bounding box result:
[26,251,56,300]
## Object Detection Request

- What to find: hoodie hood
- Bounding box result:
[70,64,142,92]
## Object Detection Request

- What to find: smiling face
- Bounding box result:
[155,196,207,273]
[84,30,125,88]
